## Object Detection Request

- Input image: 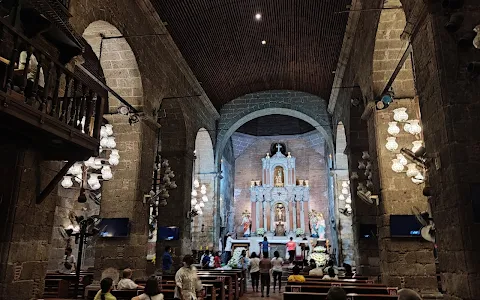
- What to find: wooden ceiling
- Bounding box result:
[152,0,351,109]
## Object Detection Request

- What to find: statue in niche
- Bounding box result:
[275,204,286,222]
[309,210,326,239]
[275,222,286,236]
[241,211,252,237]
[274,166,284,187]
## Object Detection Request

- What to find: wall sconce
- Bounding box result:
[386,137,399,152]
[376,91,395,110]
[391,159,405,173]
[404,120,422,135]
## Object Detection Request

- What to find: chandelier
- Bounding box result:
[61,124,119,202]
[338,180,352,216]
[189,179,208,218]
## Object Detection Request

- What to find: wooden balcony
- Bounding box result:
[0,18,106,161]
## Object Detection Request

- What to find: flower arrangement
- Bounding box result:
[295,228,304,236]
[256,228,266,236]
[227,247,246,268]
[310,245,328,266]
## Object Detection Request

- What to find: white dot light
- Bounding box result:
[261,40,266,45]
[255,13,262,20]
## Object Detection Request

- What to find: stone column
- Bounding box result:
[251,201,256,232]
[371,100,437,292]
[263,201,267,230]
[256,201,261,230]
[156,150,194,267]
[285,205,290,232]
[94,115,155,280]
[293,201,297,231]
[300,201,305,231]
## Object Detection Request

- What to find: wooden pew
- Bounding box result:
[42,279,69,298]
[198,270,244,299]
[285,284,391,295]
[283,292,399,300]
[287,281,386,287]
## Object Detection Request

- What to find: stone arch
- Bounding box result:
[192,128,216,249]
[82,20,144,112]
[372,0,415,98]
[216,90,333,165]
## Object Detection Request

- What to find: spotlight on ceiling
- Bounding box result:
[261,40,267,45]
[255,13,262,20]
[375,90,395,110]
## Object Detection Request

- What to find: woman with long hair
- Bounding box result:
[175,255,203,300]
[249,252,260,292]
[94,277,116,300]
[133,277,164,300]
[271,251,284,292]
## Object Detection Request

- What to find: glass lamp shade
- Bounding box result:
[100,137,108,147]
[387,122,400,136]
[338,194,345,201]
[199,202,205,208]
[194,204,201,211]
[69,163,83,175]
[201,184,207,190]
[201,189,207,195]
[191,190,198,197]
[202,195,208,202]
[88,174,100,187]
[110,149,120,157]
[345,204,352,210]
[397,154,408,166]
[386,137,399,151]
[193,179,200,188]
[106,137,116,149]
[346,207,353,213]
[85,157,95,167]
[109,156,119,166]
[91,158,103,170]
[346,196,352,204]
[105,124,114,136]
[362,151,370,160]
[342,188,349,195]
[358,161,366,170]
[342,181,349,188]
[406,163,420,178]
[191,199,197,206]
[391,159,405,173]
[408,120,422,135]
[412,141,423,154]
[100,126,108,138]
[393,107,409,122]
[101,166,113,180]
[91,182,101,190]
[197,209,203,215]
[61,176,73,188]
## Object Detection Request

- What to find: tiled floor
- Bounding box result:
[240,287,283,300]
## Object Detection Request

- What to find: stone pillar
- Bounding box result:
[263,201,267,230]
[256,201,261,230]
[251,201,257,232]
[300,202,306,231]
[94,115,155,280]
[371,99,437,292]
[293,202,297,231]
[156,150,194,266]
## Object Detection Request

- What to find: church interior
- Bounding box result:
[0,0,480,300]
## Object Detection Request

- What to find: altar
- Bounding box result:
[243,144,322,237]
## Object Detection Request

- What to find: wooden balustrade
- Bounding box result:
[0,17,106,159]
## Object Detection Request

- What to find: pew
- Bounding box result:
[285,284,392,295]
[287,281,386,287]
[283,292,399,300]
[42,279,69,298]
[198,270,245,298]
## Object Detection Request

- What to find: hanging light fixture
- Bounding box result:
[396,154,408,166]
[386,137,399,151]
[61,176,74,188]
[393,108,409,122]
[387,122,400,136]
[404,120,422,135]
[412,141,423,154]
[339,194,346,201]
[342,187,349,195]
[406,163,420,178]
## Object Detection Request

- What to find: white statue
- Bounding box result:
[275,169,283,186]
[241,212,251,237]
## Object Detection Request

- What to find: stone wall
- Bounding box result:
[233,132,329,237]
[220,138,236,236]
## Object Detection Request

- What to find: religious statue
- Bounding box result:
[309,210,325,238]
[274,166,284,187]
[275,204,286,222]
[241,211,251,237]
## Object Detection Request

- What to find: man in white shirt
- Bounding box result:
[58,247,76,274]
[117,268,144,290]
[224,234,233,263]
[15,50,45,97]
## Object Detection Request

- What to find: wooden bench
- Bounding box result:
[283,292,399,300]
[287,281,386,287]
[42,279,69,298]
[285,284,392,295]
[198,270,244,299]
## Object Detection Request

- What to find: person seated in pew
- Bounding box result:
[287,265,306,283]
[201,250,213,269]
[327,286,346,300]
[117,268,144,290]
[94,277,116,300]
[323,260,339,275]
[132,277,164,300]
[308,261,324,277]
[398,288,423,300]
[343,263,355,278]
[322,267,339,280]
[213,251,222,268]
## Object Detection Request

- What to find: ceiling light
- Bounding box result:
[255,13,262,20]
[261,40,266,45]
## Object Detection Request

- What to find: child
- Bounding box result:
[214,251,222,268]
[287,265,306,283]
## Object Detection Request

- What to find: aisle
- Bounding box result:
[240,287,283,300]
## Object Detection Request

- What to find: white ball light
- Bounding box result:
[393,107,409,122]
[338,194,345,201]
[194,204,201,211]
[345,196,352,204]
[396,154,408,166]
[84,157,95,167]
[106,137,116,149]
[192,190,198,197]
[193,179,200,188]
[109,156,119,166]
[110,149,120,157]
[407,120,422,135]
[61,176,73,188]
[105,124,114,136]
[191,199,197,205]
[387,122,400,136]
[342,181,349,188]
[202,195,208,202]
[386,137,399,152]
[199,202,205,208]
[412,141,423,154]
[341,188,349,195]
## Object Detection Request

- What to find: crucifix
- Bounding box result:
[276,144,282,153]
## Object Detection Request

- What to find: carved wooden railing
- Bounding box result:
[56,0,71,9]
[0,18,105,141]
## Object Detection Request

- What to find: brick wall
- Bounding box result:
[233,133,330,237]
